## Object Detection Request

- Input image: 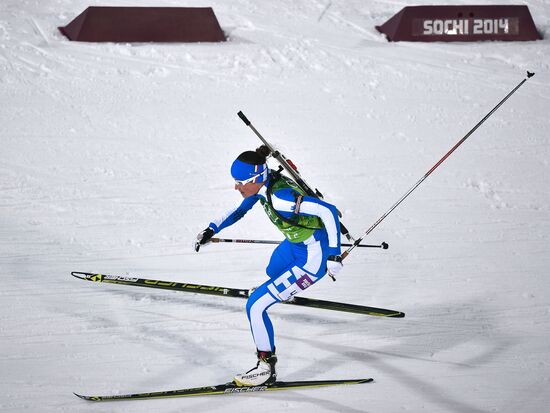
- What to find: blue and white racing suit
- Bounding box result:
[208,180,341,352]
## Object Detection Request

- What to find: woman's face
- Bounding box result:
[235,181,264,198]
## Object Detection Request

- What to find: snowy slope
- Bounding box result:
[1,0,549,411]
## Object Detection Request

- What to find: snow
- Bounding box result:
[1,0,549,411]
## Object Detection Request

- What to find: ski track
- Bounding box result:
[1,0,550,412]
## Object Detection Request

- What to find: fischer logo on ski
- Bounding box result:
[224,385,269,393]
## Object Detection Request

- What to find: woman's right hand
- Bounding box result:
[194,227,215,252]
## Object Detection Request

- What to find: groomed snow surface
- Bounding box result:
[1,0,549,412]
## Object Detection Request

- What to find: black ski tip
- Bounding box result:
[71,271,86,280]
[237,111,251,125]
[381,242,389,249]
[71,271,100,282]
[74,392,97,401]
[527,71,535,78]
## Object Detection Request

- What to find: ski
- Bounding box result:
[71,271,405,318]
[75,378,373,401]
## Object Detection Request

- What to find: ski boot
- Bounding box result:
[233,350,277,387]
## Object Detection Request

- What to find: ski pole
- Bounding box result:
[341,71,535,261]
[211,237,389,249]
[237,111,357,243]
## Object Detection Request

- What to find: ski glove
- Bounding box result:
[326,255,343,278]
[194,227,215,252]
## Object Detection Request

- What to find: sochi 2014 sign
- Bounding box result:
[423,18,512,36]
[376,5,541,42]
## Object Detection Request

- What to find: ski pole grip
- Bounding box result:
[237,111,251,126]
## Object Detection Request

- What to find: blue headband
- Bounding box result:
[231,159,268,183]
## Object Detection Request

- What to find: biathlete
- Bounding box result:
[194,145,344,386]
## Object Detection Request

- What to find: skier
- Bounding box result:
[194,146,343,386]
